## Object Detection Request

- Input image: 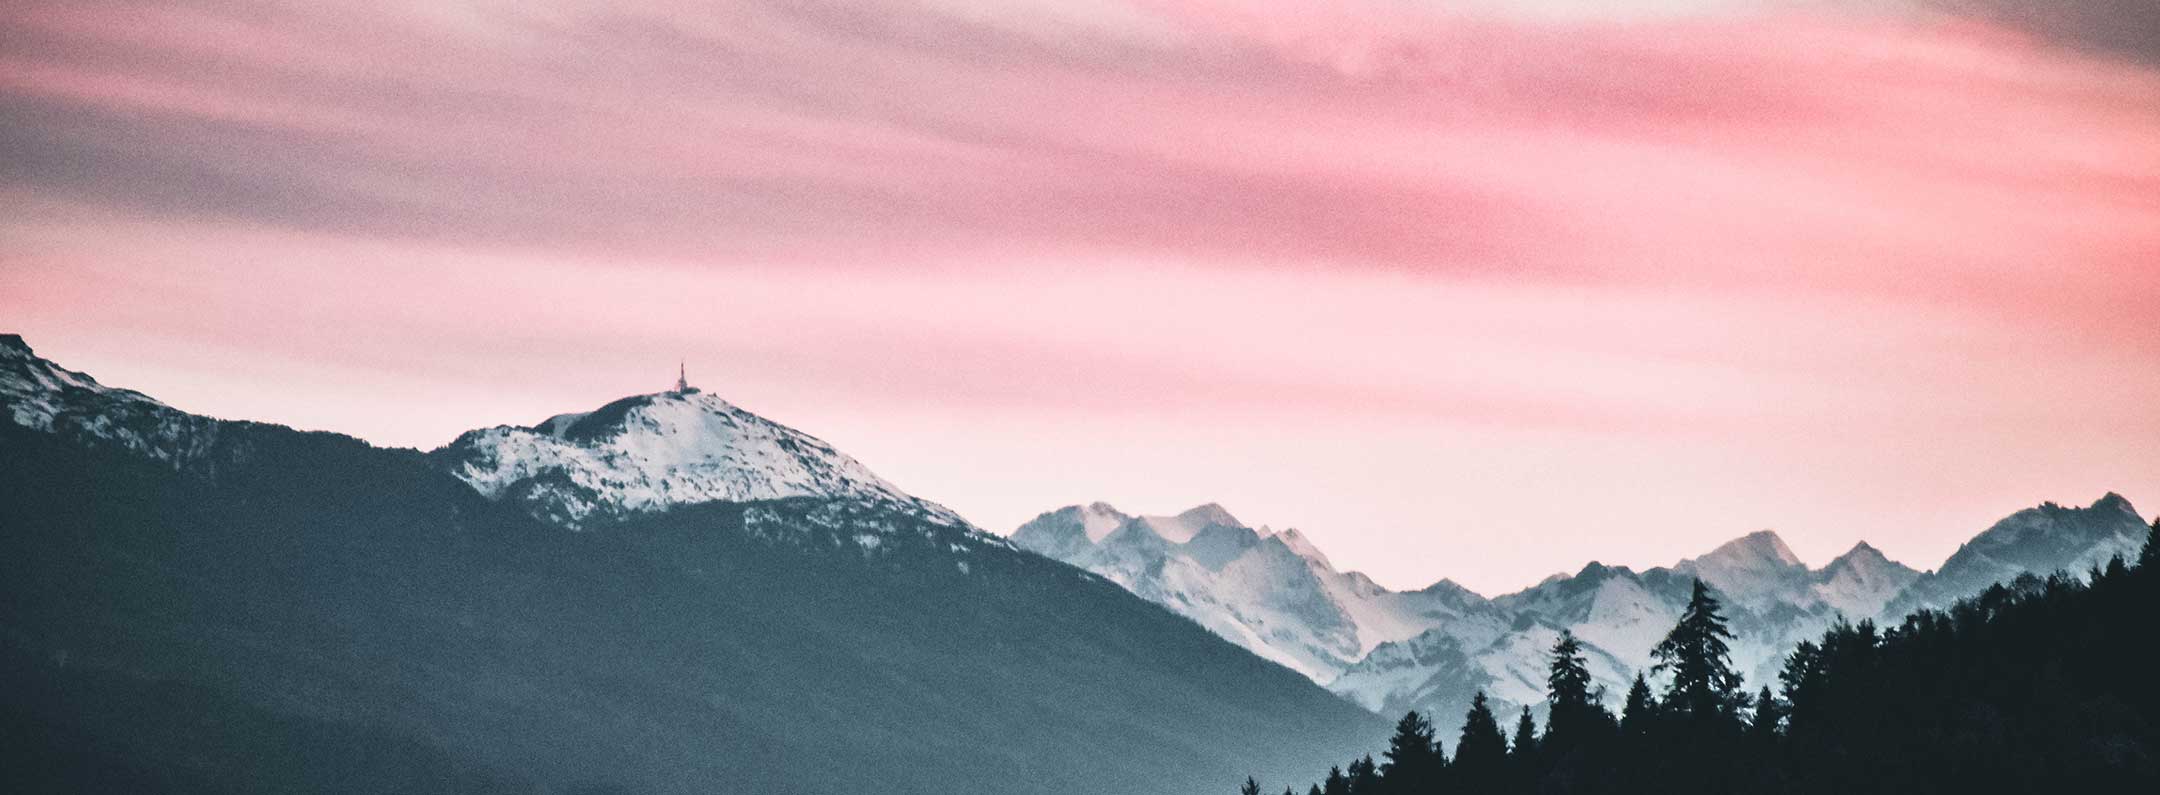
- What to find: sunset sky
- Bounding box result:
[3,1,2156,595]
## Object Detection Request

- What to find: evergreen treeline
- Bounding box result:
[1248,519,2160,794]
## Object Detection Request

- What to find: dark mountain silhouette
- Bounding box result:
[0,336,1384,795]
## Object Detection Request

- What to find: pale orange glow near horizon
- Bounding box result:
[3,1,2156,595]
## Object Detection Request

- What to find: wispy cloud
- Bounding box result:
[3,1,2156,592]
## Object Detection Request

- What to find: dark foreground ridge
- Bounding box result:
[0,337,1385,795]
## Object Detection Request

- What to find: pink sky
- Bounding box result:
[3,1,2157,595]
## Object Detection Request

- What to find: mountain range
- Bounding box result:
[0,335,1383,795]
[1014,492,2149,724]
[4,331,2148,792]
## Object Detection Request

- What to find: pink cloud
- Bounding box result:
[2,0,2156,593]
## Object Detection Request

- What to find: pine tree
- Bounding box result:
[1620,673,1657,737]
[1546,630,1595,705]
[1379,710,1441,791]
[1455,691,1509,791]
[1651,579,1746,724]
[1511,706,1539,759]
[1322,765,1349,795]
[1545,628,1611,747]
[1748,686,1783,743]
[1778,640,1821,708]
[1346,755,1380,795]
[1510,705,1541,789]
[1242,776,1262,795]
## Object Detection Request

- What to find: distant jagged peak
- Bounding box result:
[1884,492,2148,619]
[1022,501,1130,529]
[2089,491,2138,518]
[1182,521,1267,570]
[1006,502,1132,559]
[1976,492,2146,546]
[1916,491,2150,582]
[1690,529,1804,570]
[1811,540,1920,614]
[1016,500,1262,555]
[1072,502,1134,541]
[1823,540,1892,570]
[1175,502,1243,529]
[2027,492,2139,520]
[1186,520,1262,546]
[1021,500,1355,571]
[1505,560,1641,600]
[1574,560,1626,581]
[1822,540,1903,573]
[1415,577,1485,602]
[1268,526,1334,570]
[1122,502,1244,544]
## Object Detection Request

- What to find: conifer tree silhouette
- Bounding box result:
[1544,629,1616,754]
[1619,673,1656,738]
[1748,686,1783,744]
[1265,541,2160,795]
[1511,706,1539,759]
[1378,710,1441,792]
[1345,755,1379,795]
[1651,580,1745,725]
[1455,691,1508,792]
[1321,765,1348,795]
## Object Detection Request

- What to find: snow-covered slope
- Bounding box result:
[1884,493,2147,617]
[1332,562,1655,723]
[0,336,1391,795]
[1011,503,1512,683]
[1809,541,1920,620]
[432,387,965,529]
[1670,530,1810,612]
[0,334,219,464]
[1022,495,2140,725]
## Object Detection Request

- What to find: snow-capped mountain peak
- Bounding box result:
[1947,493,2144,575]
[1129,503,1243,543]
[1011,502,1512,684]
[2091,492,2139,522]
[1670,529,1808,611]
[1010,502,1135,560]
[432,387,964,529]
[1693,529,1803,570]
[1822,541,1892,573]
[1884,493,2147,616]
[1268,527,1334,569]
[1807,540,1920,620]
[1079,502,1128,540]
[4,334,148,428]
[1177,502,1240,527]
[1,334,218,464]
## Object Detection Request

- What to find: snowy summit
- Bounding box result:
[433,369,964,529]
[0,334,218,465]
